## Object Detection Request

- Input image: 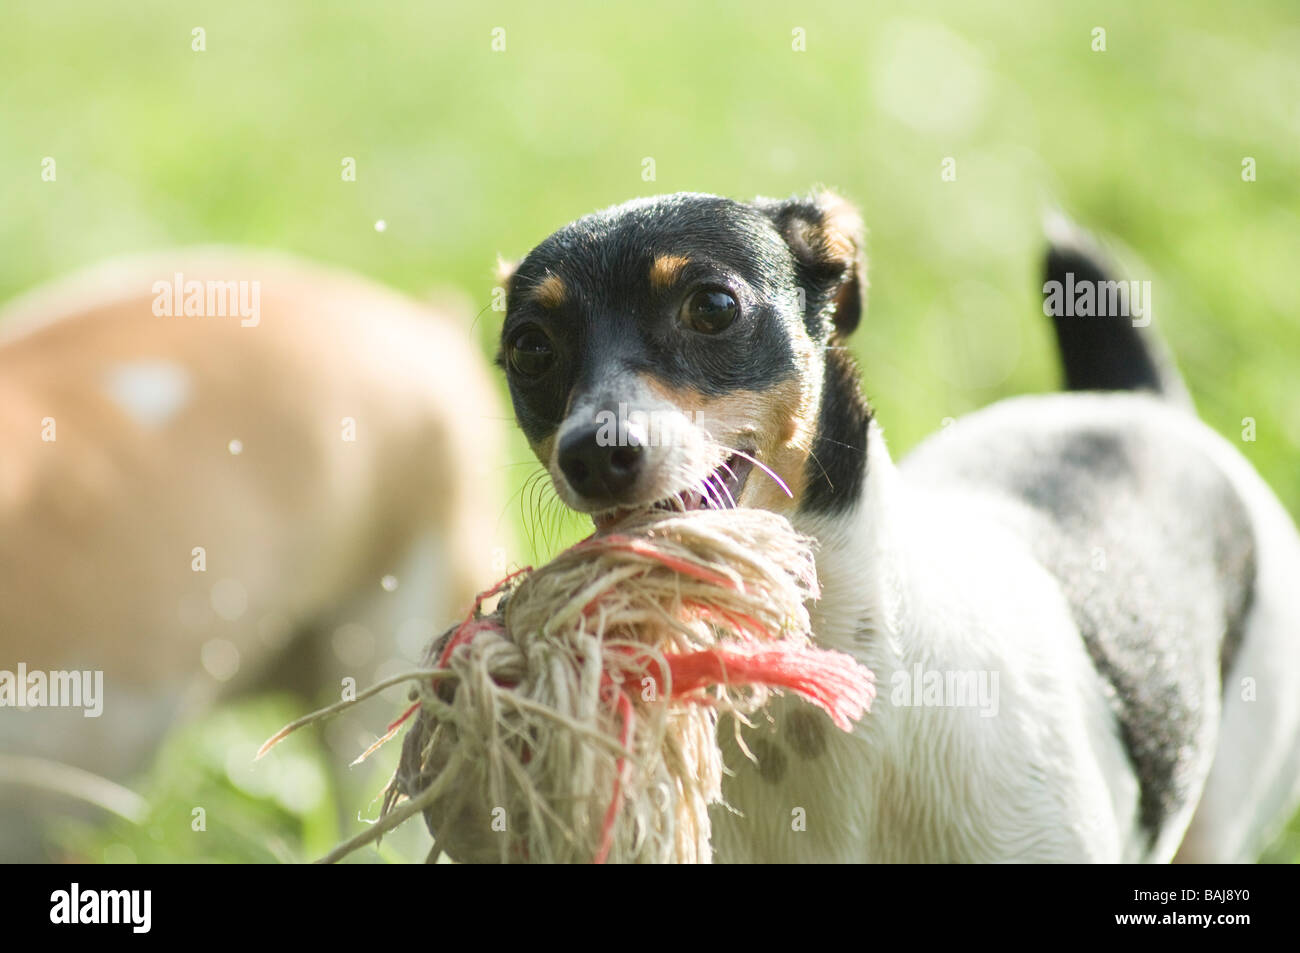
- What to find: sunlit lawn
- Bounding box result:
[3,0,1297,861]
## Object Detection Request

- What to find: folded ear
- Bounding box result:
[495,254,519,287]
[755,189,866,340]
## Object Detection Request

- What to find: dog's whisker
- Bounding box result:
[715,443,793,500]
[699,476,723,511]
[698,470,728,510]
[804,447,833,491]
[515,467,552,558]
[713,472,737,509]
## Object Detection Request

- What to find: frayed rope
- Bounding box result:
[262,508,875,864]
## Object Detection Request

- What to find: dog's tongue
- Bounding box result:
[592,454,752,534]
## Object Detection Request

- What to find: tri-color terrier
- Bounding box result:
[497,190,1300,862]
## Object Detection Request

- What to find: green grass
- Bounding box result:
[3,0,1298,861]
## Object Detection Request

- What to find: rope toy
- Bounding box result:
[394,508,874,863]
[261,507,875,863]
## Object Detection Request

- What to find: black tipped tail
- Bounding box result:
[1042,216,1191,407]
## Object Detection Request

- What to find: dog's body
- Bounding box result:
[498,191,1300,862]
[0,251,505,858]
[718,392,1300,862]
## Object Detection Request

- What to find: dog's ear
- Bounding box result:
[495,254,519,288]
[755,189,866,340]
[493,256,519,371]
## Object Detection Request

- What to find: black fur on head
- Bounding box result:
[497,190,872,516]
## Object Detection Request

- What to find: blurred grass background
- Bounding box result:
[2,0,1297,862]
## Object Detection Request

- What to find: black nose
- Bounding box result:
[556,425,645,501]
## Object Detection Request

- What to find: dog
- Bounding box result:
[495,190,1300,862]
[0,250,507,859]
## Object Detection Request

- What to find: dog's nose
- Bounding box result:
[557,425,645,501]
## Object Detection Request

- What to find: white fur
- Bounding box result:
[713,421,1137,860]
[713,404,1300,863]
[102,361,192,428]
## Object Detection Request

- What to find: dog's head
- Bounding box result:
[497,190,866,528]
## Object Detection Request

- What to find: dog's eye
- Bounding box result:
[507,327,555,377]
[680,289,738,334]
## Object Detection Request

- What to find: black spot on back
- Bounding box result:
[904,406,1257,848]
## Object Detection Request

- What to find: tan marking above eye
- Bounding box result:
[649,254,690,290]
[531,273,567,309]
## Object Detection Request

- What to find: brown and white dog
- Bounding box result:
[0,251,507,858]
[494,190,1300,862]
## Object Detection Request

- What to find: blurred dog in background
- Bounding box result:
[0,251,506,859]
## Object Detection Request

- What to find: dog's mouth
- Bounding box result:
[593,452,755,533]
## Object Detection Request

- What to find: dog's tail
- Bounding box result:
[1042,213,1192,407]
